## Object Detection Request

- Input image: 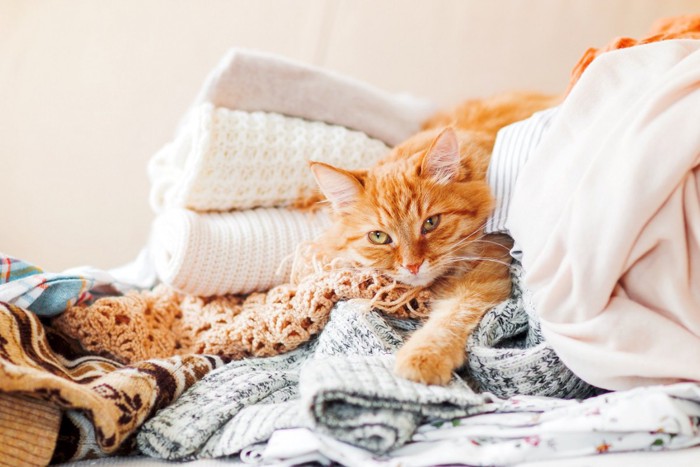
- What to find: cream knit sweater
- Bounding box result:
[149,104,389,213]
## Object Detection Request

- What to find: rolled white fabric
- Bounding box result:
[149,105,389,213]
[151,207,331,296]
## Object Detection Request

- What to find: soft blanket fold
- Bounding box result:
[300,356,497,453]
[509,39,700,390]
[188,48,437,146]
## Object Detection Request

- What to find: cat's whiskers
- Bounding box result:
[444,256,512,267]
[442,224,491,255]
[467,238,512,251]
[443,234,483,256]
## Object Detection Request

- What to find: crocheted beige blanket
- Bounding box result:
[52,268,430,364]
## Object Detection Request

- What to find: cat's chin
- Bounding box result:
[394,274,435,288]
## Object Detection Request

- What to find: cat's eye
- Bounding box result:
[368,231,392,245]
[422,214,441,234]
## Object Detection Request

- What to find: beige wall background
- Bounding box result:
[2,0,699,271]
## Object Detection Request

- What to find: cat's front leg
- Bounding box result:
[394,297,470,385]
[394,249,512,385]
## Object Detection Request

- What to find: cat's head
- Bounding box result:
[310,128,493,287]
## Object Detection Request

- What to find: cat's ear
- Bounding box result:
[420,128,460,184]
[310,161,364,210]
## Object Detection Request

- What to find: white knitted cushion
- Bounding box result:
[151,207,331,296]
[149,104,389,213]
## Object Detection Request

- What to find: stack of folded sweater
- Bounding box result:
[147,49,437,296]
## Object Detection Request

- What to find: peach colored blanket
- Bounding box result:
[509,39,700,390]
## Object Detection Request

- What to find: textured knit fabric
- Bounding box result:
[150,207,331,296]
[51,268,431,364]
[467,264,599,399]
[0,303,225,462]
[301,356,497,454]
[149,104,390,213]
[188,48,437,146]
[137,341,312,460]
[135,264,595,461]
[137,301,496,459]
[0,393,61,467]
[509,40,700,390]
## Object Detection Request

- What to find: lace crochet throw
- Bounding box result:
[51,269,431,364]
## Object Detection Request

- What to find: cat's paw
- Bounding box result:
[394,339,465,386]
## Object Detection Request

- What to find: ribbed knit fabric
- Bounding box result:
[149,105,389,213]
[151,207,332,296]
[0,393,61,467]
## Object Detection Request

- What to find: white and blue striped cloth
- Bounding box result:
[485,107,559,235]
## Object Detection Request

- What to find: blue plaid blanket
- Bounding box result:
[0,255,104,316]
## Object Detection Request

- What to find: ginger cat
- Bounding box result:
[310,92,559,385]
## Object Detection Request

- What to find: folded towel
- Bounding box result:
[189,48,437,146]
[510,39,700,390]
[150,207,331,296]
[149,105,389,213]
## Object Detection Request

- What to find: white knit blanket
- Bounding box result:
[149,104,389,213]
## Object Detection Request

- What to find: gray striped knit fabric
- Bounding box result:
[467,264,601,399]
[136,264,598,460]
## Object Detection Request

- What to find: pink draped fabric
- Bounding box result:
[509,40,700,390]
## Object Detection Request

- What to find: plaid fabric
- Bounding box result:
[0,255,96,317]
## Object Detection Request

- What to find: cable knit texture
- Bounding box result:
[151,207,331,296]
[149,105,389,213]
[51,269,431,364]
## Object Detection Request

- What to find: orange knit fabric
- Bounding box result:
[567,15,700,93]
[51,269,431,364]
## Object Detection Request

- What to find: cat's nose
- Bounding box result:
[405,261,423,275]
